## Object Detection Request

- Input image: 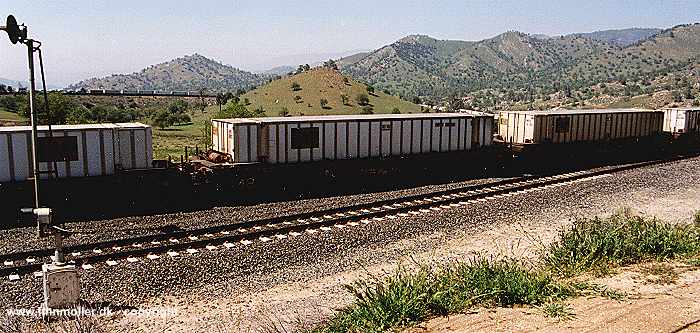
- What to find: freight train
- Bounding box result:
[66,89,209,97]
[0,108,698,221]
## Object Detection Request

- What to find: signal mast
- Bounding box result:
[1,14,80,310]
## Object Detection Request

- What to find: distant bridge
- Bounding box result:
[66,89,218,98]
[0,89,218,98]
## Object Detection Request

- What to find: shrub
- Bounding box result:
[391,107,400,114]
[361,106,374,114]
[291,82,302,91]
[320,98,329,109]
[356,93,370,106]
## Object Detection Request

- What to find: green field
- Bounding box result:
[150,110,213,160]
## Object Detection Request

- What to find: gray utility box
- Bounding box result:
[43,263,80,309]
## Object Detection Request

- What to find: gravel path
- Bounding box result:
[0,156,698,332]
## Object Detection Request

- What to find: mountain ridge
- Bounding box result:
[341,24,700,100]
[67,54,268,92]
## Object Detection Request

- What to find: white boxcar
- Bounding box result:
[663,108,700,135]
[212,113,493,164]
[497,109,664,145]
[0,123,152,183]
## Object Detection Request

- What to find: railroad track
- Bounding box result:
[0,155,693,281]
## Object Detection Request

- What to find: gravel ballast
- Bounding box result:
[0,156,699,323]
[0,175,508,255]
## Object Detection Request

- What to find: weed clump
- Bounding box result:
[314,258,575,333]
[544,210,700,277]
[541,302,575,320]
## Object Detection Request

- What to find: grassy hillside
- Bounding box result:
[241,68,421,117]
[0,109,25,126]
[0,110,22,120]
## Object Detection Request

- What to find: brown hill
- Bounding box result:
[67,54,267,92]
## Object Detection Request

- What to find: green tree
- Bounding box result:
[216,92,234,112]
[323,59,338,70]
[200,120,212,149]
[152,110,175,129]
[253,106,265,116]
[214,100,263,119]
[366,85,375,94]
[0,95,23,113]
[66,107,91,124]
[168,100,188,114]
[685,86,693,100]
[18,92,82,125]
[174,113,191,125]
[356,93,370,106]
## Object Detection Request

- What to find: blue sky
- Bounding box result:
[0,0,698,86]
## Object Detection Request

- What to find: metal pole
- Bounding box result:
[26,39,40,209]
[38,48,58,179]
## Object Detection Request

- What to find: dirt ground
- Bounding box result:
[406,264,700,333]
[105,167,700,333]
